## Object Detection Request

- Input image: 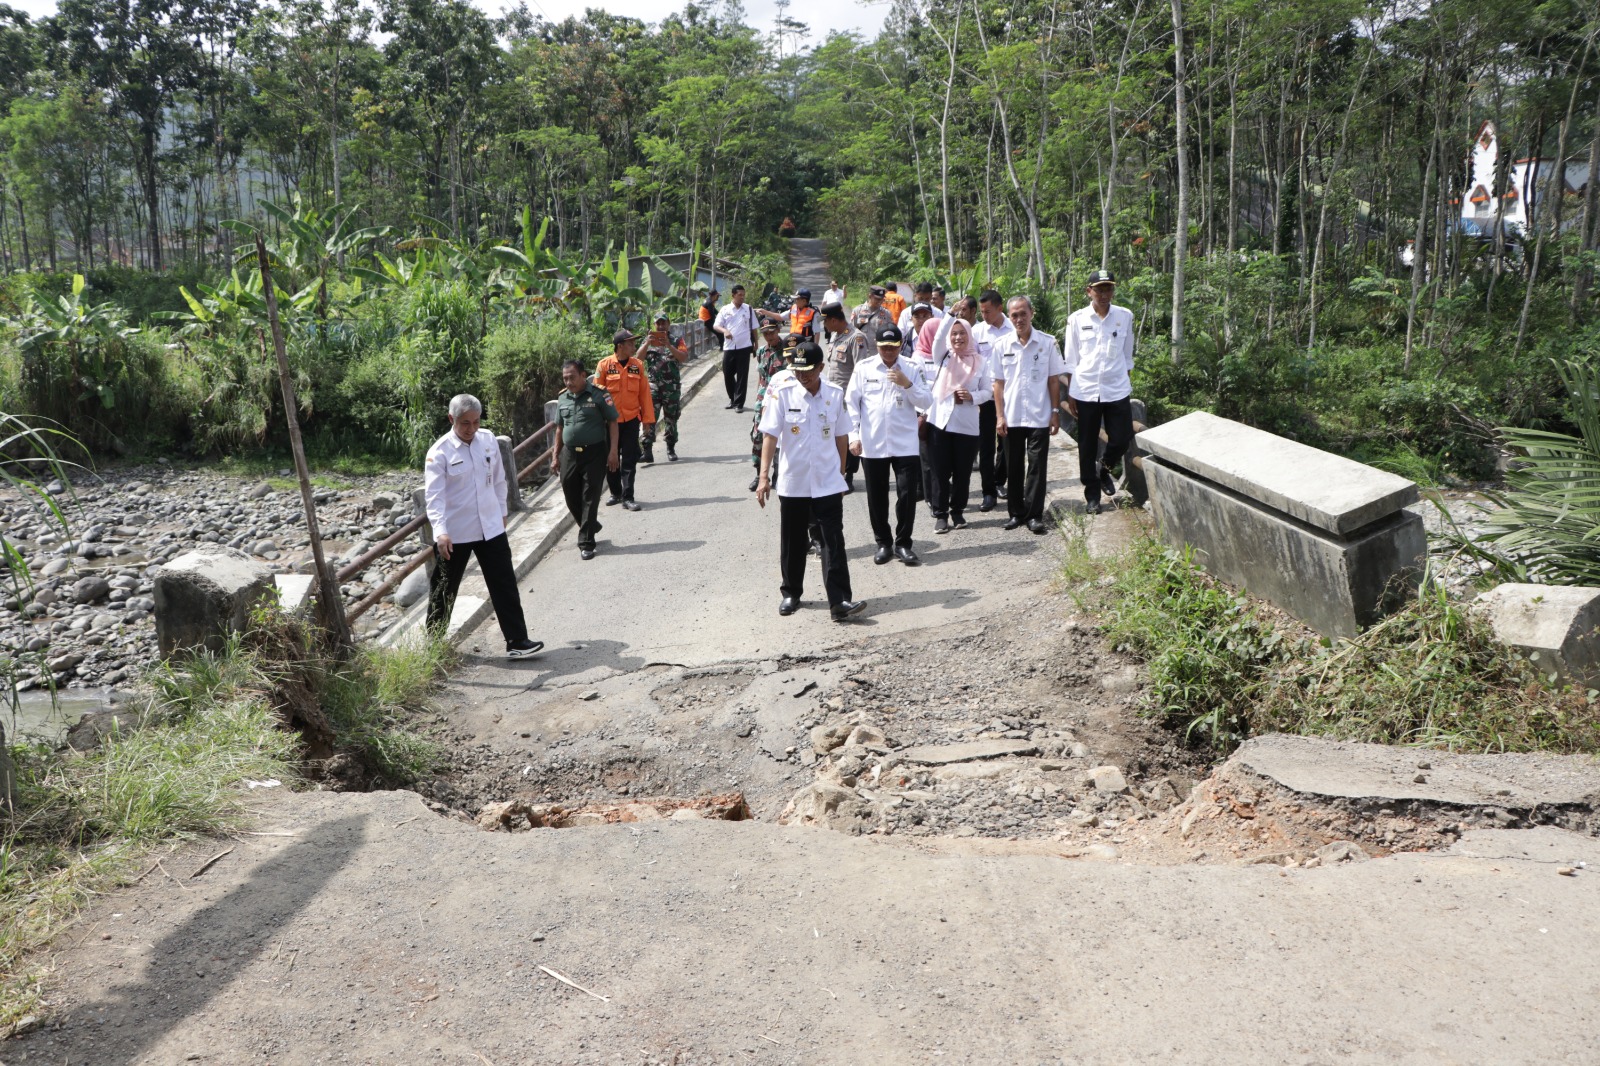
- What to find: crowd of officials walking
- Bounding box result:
[422,272,1136,652]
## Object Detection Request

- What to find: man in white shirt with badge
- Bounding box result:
[1063,269,1137,515]
[756,341,868,622]
[845,325,933,566]
[992,296,1068,534]
[424,394,543,657]
[970,289,1015,512]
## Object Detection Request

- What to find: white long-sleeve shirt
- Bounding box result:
[845,354,933,459]
[424,428,507,544]
[1063,303,1135,402]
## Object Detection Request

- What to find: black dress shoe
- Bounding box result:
[980,494,996,512]
[843,478,854,495]
[622,499,642,511]
[778,596,799,616]
[1028,518,1048,534]
[830,599,867,621]
[579,547,595,560]
[667,448,678,462]
[735,404,745,413]
[1085,500,1102,515]
[725,402,737,409]
[605,495,621,506]
[1003,516,1023,530]
[1099,467,1117,499]
[874,545,893,565]
[934,516,950,534]
[894,545,920,566]
[996,486,1008,499]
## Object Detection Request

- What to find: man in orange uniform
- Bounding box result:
[595,328,656,511]
[881,282,907,324]
[759,287,816,339]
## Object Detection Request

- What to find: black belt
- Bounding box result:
[568,443,602,452]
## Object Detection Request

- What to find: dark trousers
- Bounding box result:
[978,399,1007,494]
[1003,426,1051,521]
[560,443,608,549]
[928,425,980,519]
[723,347,752,407]
[1075,397,1135,504]
[919,434,937,508]
[605,418,641,500]
[779,493,851,606]
[426,531,528,643]
[861,454,920,548]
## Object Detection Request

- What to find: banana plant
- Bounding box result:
[153,268,324,344]
[222,194,390,325]
[9,275,141,410]
[486,208,576,314]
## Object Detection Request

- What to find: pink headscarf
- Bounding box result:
[933,318,981,402]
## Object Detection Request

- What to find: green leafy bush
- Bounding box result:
[477,316,606,443]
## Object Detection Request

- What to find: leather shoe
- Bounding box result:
[1028,518,1048,534]
[830,599,867,621]
[894,545,920,566]
[725,402,737,409]
[667,448,678,462]
[996,486,1008,499]
[622,499,642,511]
[1003,517,1023,530]
[749,477,759,492]
[778,596,799,616]
[1085,500,1102,515]
[934,516,950,534]
[874,544,893,565]
[843,478,855,495]
[1100,467,1117,499]
[579,547,595,560]
[605,495,621,506]
[980,494,996,512]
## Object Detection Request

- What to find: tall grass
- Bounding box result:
[1068,531,1600,755]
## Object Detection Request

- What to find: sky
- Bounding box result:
[6,0,892,48]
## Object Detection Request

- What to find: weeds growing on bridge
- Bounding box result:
[0,608,452,1033]
[1067,532,1600,756]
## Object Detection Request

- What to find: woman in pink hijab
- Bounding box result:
[923,316,993,532]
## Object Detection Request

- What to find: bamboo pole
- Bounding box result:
[254,235,353,654]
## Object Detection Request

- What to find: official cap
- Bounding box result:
[612,328,637,345]
[759,318,783,333]
[869,285,887,297]
[1086,269,1117,287]
[876,325,903,345]
[795,288,812,299]
[912,303,933,314]
[819,301,846,319]
[787,341,824,371]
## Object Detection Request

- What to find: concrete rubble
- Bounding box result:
[153,548,275,657]
[1475,582,1600,689]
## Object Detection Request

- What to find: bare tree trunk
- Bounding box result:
[1573,75,1600,316]
[1224,66,1238,343]
[1517,37,1590,356]
[1403,134,1437,374]
[1169,0,1190,366]
[1101,0,1144,271]
[1307,41,1374,351]
[928,4,961,273]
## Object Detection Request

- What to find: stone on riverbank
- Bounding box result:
[154,548,274,657]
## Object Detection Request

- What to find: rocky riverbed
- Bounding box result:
[3,462,432,692]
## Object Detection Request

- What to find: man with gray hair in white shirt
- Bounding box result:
[424,394,543,657]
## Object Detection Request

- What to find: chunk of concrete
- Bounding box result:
[1137,411,1418,535]
[1085,765,1128,793]
[497,434,526,513]
[900,739,1039,765]
[1475,583,1600,689]
[779,782,875,834]
[1145,457,1424,637]
[273,573,314,613]
[153,548,275,657]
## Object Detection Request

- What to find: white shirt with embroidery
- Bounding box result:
[424,428,507,544]
[845,354,933,459]
[1063,303,1135,402]
[971,317,1016,380]
[993,329,1069,429]
[759,376,853,498]
[713,301,759,350]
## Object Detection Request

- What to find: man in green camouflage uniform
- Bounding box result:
[749,319,793,491]
[640,314,689,464]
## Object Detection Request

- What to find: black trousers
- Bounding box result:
[605,418,641,500]
[928,425,980,519]
[978,399,1007,494]
[779,493,851,606]
[560,443,608,549]
[918,433,937,508]
[861,454,921,548]
[426,531,528,643]
[1075,397,1135,504]
[1003,426,1051,521]
[723,346,752,407]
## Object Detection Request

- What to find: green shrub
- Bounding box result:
[477,316,606,443]
[15,327,200,454]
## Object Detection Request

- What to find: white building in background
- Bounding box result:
[1459,120,1590,237]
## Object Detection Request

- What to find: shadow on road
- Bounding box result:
[25,814,368,1063]
[603,539,707,555]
